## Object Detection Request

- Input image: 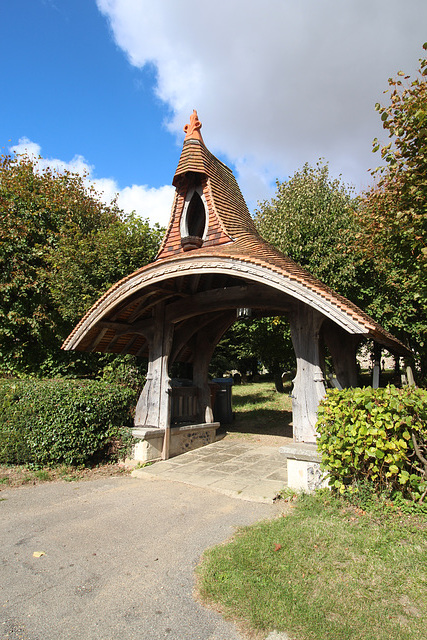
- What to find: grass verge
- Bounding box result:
[196,491,427,640]
[0,463,130,488]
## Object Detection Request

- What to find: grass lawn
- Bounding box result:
[228,381,293,442]
[196,491,427,640]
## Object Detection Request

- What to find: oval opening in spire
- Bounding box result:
[187,191,206,238]
[181,189,207,251]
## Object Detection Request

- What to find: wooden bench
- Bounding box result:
[169,386,200,424]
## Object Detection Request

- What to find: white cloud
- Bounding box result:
[9,137,174,227]
[11,137,93,178]
[96,0,427,202]
[92,177,175,227]
[10,137,42,159]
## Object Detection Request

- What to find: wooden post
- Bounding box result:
[322,323,359,388]
[372,343,381,389]
[289,304,326,443]
[134,355,153,426]
[193,336,215,423]
[192,313,235,423]
[133,305,174,459]
[404,358,416,387]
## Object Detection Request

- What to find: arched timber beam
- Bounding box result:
[63,256,379,352]
[165,285,294,324]
[171,312,230,363]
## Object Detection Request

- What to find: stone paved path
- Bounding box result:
[132,440,289,503]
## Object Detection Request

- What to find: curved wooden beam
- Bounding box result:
[63,255,408,355]
[165,285,293,324]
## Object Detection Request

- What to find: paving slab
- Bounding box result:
[132,440,288,503]
[239,480,287,502]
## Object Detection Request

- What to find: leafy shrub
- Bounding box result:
[316,385,427,501]
[0,378,136,466]
[101,354,146,392]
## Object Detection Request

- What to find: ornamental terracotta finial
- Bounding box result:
[183,109,204,142]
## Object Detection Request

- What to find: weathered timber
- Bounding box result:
[289,303,326,443]
[190,273,201,293]
[120,334,140,355]
[98,318,153,338]
[126,291,162,323]
[322,322,359,388]
[134,305,173,433]
[170,314,218,363]
[169,386,199,423]
[406,363,416,386]
[372,342,381,389]
[165,284,292,324]
[192,311,236,423]
[87,327,108,352]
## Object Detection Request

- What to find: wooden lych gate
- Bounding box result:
[63,111,410,460]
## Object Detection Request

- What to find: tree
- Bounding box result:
[0,153,163,377]
[358,44,427,374]
[47,212,163,324]
[210,316,295,388]
[254,161,378,309]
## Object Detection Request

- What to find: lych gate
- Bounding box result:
[63,111,410,464]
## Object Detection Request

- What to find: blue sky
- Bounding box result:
[1,0,178,187]
[1,0,426,226]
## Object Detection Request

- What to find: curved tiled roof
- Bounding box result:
[63,116,410,358]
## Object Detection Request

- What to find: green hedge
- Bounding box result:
[316,385,427,500]
[0,378,136,466]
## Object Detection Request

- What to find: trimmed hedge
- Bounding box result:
[316,385,427,500]
[0,378,136,466]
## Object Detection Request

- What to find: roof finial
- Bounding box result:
[183,110,204,142]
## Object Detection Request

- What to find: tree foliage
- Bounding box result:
[255,162,368,303]
[210,316,295,385]
[0,153,163,376]
[357,44,427,371]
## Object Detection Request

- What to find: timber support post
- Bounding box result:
[192,335,215,424]
[322,322,359,388]
[289,303,326,443]
[133,304,174,459]
[192,312,236,423]
[372,342,381,389]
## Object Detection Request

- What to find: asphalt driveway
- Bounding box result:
[1,475,279,640]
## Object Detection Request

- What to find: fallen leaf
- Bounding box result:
[274,544,282,552]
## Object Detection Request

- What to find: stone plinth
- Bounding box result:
[132,422,220,463]
[279,442,329,493]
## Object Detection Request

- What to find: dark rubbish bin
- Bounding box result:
[212,377,234,424]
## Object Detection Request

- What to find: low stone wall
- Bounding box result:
[132,422,221,462]
[279,442,329,493]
